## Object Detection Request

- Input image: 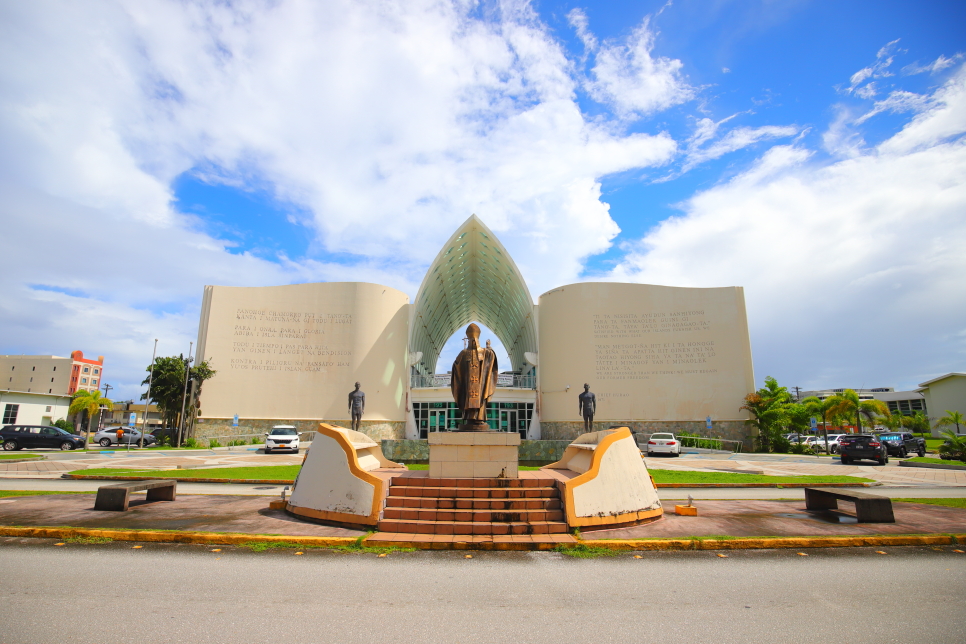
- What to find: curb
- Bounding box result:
[899,461,966,471]
[66,474,875,488]
[1,525,962,552]
[0,457,47,464]
[0,526,356,548]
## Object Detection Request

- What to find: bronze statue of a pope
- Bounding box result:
[450,323,499,432]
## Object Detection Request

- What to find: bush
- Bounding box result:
[251,436,263,445]
[227,439,247,447]
[183,438,198,449]
[208,439,222,448]
[787,442,815,455]
[53,418,75,434]
[771,435,791,454]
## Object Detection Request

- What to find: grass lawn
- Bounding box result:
[904,457,966,467]
[893,498,966,509]
[0,489,94,497]
[77,466,301,480]
[648,470,873,485]
[925,438,946,451]
[0,453,43,460]
[76,464,872,486]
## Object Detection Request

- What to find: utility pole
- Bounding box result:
[140,339,158,449]
[99,383,113,432]
[177,342,193,448]
[793,386,802,402]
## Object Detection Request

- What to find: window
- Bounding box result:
[45,406,51,412]
[83,367,89,373]
[94,369,99,375]
[53,366,56,371]
[2,404,18,425]
[81,377,88,384]
[92,379,98,385]
[29,377,33,382]
[51,378,54,382]
[31,366,35,371]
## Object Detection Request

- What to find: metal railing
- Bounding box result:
[410,373,535,389]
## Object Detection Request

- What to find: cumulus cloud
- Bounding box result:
[610,65,966,390]
[845,39,901,97]
[585,18,694,116]
[0,0,685,397]
[682,119,799,172]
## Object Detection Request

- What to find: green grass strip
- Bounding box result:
[0,454,44,460]
[77,465,301,480]
[554,543,621,558]
[894,498,966,509]
[903,457,966,467]
[649,470,873,485]
[0,490,94,497]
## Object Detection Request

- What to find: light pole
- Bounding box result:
[140,339,158,449]
[177,342,193,448]
[99,383,113,432]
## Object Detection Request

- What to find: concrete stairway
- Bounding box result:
[378,476,569,536]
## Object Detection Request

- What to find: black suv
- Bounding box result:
[838,434,888,465]
[1,425,86,451]
[877,432,926,458]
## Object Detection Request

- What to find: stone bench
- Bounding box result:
[804,487,894,523]
[94,479,177,511]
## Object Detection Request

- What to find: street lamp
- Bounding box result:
[177,342,194,448]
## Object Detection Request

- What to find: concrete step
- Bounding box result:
[383,507,564,523]
[387,485,558,499]
[400,477,558,488]
[385,496,561,510]
[376,518,570,536]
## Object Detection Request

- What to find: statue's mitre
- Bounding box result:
[466,323,481,338]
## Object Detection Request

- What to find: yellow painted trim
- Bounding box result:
[0,525,356,547]
[581,534,957,551]
[285,503,379,526]
[560,427,664,528]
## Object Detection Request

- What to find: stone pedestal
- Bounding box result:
[428,431,521,478]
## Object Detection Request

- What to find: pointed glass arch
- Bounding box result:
[410,215,536,374]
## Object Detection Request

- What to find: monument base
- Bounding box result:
[457,420,492,432]
[428,431,521,478]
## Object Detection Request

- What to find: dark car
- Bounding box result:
[876,432,926,458]
[1,425,86,451]
[838,434,889,465]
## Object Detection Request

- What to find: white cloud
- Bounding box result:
[846,39,901,97]
[610,64,966,390]
[902,53,965,76]
[682,120,799,172]
[586,18,694,117]
[0,0,683,396]
[855,90,930,124]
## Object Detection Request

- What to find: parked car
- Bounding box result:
[645,433,681,456]
[876,432,926,458]
[264,425,299,453]
[1,425,86,451]
[824,434,847,454]
[92,427,157,447]
[838,434,889,465]
[802,436,827,452]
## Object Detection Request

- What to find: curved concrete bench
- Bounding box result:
[543,427,662,528]
[285,423,404,527]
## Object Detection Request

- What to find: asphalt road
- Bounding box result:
[1,540,963,644]
[2,477,965,499]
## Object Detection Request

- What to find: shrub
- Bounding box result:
[208,439,222,448]
[771,436,791,454]
[183,438,198,449]
[53,418,75,434]
[251,436,263,445]
[787,442,815,455]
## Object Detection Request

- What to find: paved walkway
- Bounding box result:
[644,454,966,487]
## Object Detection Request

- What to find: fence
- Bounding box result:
[673,434,744,453]
[411,373,536,389]
[195,430,317,448]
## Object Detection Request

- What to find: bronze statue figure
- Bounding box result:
[348,382,365,432]
[450,323,499,431]
[578,383,596,433]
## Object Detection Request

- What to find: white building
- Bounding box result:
[917,373,966,435]
[0,390,71,427]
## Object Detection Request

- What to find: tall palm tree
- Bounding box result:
[802,395,839,451]
[826,389,887,435]
[902,410,932,438]
[68,390,114,448]
[936,410,965,435]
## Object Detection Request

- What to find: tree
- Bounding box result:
[876,410,904,432]
[826,389,887,434]
[902,410,932,437]
[936,410,965,435]
[141,355,216,443]
[740,376,792,452]
[802,395,839,452]
[68,390,113,446]
[53,418,75,434]
[939,428,966,462]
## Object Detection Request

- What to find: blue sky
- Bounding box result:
[1,0,965,401]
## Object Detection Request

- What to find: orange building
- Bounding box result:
[67,351,104,395]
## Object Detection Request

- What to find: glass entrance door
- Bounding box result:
[429,410,446,433]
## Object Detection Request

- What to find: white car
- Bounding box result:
[801,436,827,452]
[825,434,847,454]
[646,433,681,456]
[264,425,299,453]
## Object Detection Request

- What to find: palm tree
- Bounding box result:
[68,390,114,448]
[802,395,839,452]
[902,410,932,438]
[936,410,965,435]
[740,376,791,452]
[939,429,966,462]
[826,389,888,435]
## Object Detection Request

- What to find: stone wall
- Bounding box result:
[381,438,574,465]
[194,418,406,446]
[539,420,752,446]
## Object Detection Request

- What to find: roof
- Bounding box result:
[917,372,966,388]
[410,215,536,373]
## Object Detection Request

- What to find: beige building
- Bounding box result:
[0,390,71,427]
[0,351,105,396]
[917,373,966,435]
[195,216,755,444]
